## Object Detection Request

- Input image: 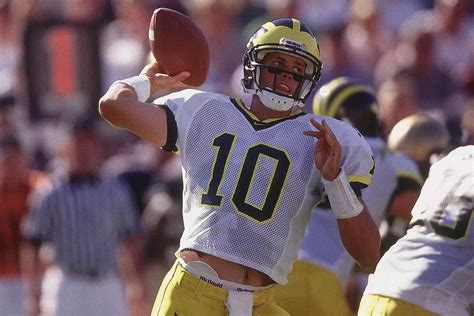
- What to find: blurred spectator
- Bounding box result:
[402,0,474,85]
[102,137,183,311]
[376,0,428,36]
[21,119,144,316]
[461,98,474,145]
[430,0,474,85]
[377,72,421,139]
[375,18,456,113]
[139,182,183,310]
[387,113,451,180]
[103,139,181,215]
[101,0,148,92]
[315,25,368,88]
[0,94,16,138]
[100,0,186,92]
[341,0,396,84]
[297,0,349,31]
[239,0,299,47]
[0,0,20,100]
[187,0,244,94]
[0,135,48,316]
[19,0,112,22]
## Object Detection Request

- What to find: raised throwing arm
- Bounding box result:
[98,63,189,146]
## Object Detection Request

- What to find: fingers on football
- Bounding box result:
[174,71,191,82]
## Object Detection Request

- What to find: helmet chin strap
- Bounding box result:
[241,65,306,112]
[256,89,303,111]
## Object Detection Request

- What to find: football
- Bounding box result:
[149,8,210,87]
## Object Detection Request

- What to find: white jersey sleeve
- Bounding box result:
[152,92,373,284]
[390,152,423,189]
[299,137,402,286]
[364,145,474,315]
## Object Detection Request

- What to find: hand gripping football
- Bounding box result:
[149,8,210,87]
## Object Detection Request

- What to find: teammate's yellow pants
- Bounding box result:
[358,294,437,316]
[273,260,353,316]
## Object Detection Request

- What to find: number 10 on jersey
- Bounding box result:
[201,133,291,222]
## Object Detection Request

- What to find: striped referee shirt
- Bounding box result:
[22,174,139,277]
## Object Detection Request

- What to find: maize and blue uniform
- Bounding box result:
[149,89,374,315]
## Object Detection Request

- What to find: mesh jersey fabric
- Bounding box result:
[154,89,373,284]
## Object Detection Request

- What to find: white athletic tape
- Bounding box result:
[226,290,253,316]
[322,169,363,219]
[113,75,151,102]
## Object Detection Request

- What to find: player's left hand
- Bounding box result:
[304,118,342,180]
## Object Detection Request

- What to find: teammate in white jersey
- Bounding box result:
[99,18,380,315]
[359,145,474,316]
[273,77,423,315]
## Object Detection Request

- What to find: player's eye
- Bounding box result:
[272,60,282,67]
[293,66,304,74]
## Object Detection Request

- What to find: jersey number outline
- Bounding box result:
[201,133,290,222]
[428,205,473,240]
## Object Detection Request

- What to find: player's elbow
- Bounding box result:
[98,95,117,123]
[98,89,129,128]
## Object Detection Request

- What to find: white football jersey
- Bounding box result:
[154,89,373,284]
[298,137,422,285]
[364,145,474,315]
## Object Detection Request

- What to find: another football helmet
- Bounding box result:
[313,77,379,137]
[388,114,450,178]
[242,18,322,111]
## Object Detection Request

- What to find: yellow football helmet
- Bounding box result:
[242,18,322,111]
[312,77,379,137]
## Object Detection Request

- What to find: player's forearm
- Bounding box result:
[337,204,381,267]
[98,84,168,146]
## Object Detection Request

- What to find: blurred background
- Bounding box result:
[0,0,473,315]
[1,0,473,168]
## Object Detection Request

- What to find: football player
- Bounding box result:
[358,145,474,316]
[273,78,423,315]
[99,18,380,315]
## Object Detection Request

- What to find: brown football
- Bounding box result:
[149,8,210,87]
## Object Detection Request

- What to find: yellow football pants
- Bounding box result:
[151,259,289,315]
[358,294,438,316]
